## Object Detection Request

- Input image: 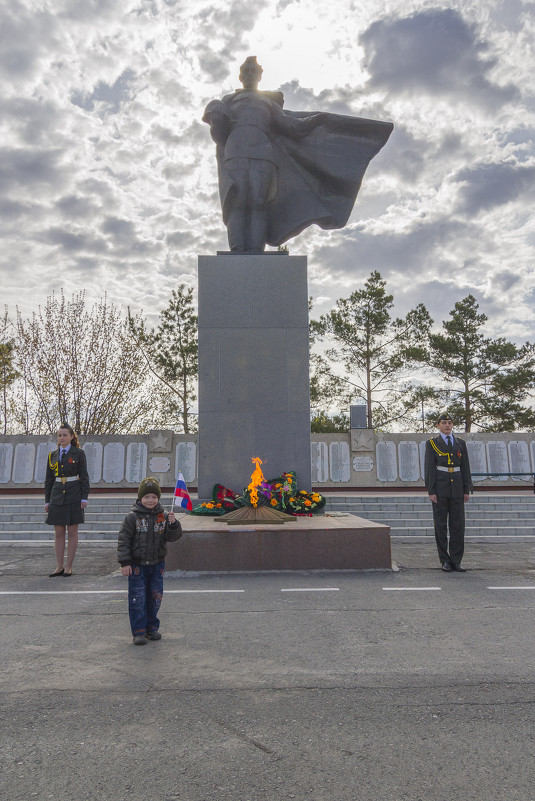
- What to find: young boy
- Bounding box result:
[118,477,182,645]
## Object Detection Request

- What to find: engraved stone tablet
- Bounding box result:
[34,442,56,483]
[103,442,125,483]
[376,441,398,482]
[486,441,509,481]
[329,441,351,482]
[508,440,531,482]
[398,440,420,482]
[175,442,197,483]
[419,440,428,479]
[149,456,171,474]
[13,443,35,483]
[466,440,487,481]
[0,443,13,483]
[352,456,373,472]
[311,441,329,483]
[126,442,148,484]
[83,442,103,484]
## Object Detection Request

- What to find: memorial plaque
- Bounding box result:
[34,442,56,483]
[508,441,531,482]
[419,440,428,479]
[0,443,13,483]
[352,456,373,472]
[329,441,351,483]
[149,456,171,474]
[126,442,148,484]
[103,442,125,483]
[466,440,487,482]
[376,441,398,482]
[83,442,103,484]
[175,442,197,483]
[311,441,329,483]
[398,440,420,482]
[13,443,35,484]
[486,441,509,481]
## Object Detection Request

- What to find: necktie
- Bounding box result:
[61,449,66,461]
[447,436,452,448]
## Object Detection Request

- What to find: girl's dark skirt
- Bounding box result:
[46,503,85,526]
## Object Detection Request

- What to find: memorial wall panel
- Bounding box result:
[0,443,13,483]
[329,442,350,482]
[126,442,147,484]
[175,442,197,483]
[507,440,531,482]
[376,441,397,482]
[311,442,329,483]
[466,440,487,481]
[34,442,56,483]
[486,441,509,481]
[83,442,103,484]
[398,440,420,482]
[13,444,35,484]
[103,443,125,483]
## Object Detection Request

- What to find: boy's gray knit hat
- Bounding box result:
[137,476,161,500]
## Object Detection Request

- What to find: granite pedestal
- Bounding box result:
[197,254,311,499]
[166,513,392,572]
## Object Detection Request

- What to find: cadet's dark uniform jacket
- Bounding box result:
[44,446,90,526]
[424,436,472,498]
[424,435,472,566]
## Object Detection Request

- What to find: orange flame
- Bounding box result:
[248,457,265,508]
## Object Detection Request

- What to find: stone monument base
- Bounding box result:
[166,514,391,572]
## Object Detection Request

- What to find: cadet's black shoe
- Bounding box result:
[441,562,453,572]
[452,563,467,572]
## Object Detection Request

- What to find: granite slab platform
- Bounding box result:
[166,513,391,572]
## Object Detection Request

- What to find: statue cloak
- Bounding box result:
[211,106,394,247]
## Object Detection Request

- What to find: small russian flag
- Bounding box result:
[173,471,193,512]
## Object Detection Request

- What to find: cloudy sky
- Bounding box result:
[2,0,534,342]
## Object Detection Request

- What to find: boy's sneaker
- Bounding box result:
[146,631,161,640]
[133,635,147,645]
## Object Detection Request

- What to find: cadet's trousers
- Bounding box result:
[128,561,165,636]
[432,496,465,565]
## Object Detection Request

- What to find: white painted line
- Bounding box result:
[383,586,442,592]
[487,586,535,590]
[280,587,340,592]
[0,589,245,596]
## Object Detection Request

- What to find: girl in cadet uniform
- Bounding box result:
[44,423,90,577]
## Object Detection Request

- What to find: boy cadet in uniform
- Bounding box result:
[424,413,473,572]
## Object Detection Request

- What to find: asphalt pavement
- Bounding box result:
[2,537,535,801]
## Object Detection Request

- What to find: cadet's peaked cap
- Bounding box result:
[436,412,453,423]
[137,476,161,500]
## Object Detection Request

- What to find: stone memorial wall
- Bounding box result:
[1,430,534,490]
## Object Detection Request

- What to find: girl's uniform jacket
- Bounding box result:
[118,501,182,567]
[44,446,90,507]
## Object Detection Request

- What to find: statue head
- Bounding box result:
[239,56,263,90]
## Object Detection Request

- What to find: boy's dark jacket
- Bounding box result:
[117,501,182,567]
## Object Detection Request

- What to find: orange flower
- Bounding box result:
[311,493,321,502]
[270,498,278,506]
[304,500,312,507]
[205,502,214,509]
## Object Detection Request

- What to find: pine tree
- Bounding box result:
[428,295,535,431]
[311,271,432,429]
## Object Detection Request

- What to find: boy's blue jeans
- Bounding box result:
[128,561,165,637]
